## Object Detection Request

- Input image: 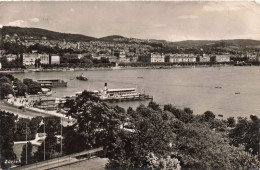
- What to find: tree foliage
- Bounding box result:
[20,142,33,165]
[0,111,17,169]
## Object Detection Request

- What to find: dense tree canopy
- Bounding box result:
[0,111,17,169]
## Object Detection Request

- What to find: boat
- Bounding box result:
[88,83,153,102]
[137,77,144,79]
[235,92,240,94]
[215,86,222,89]
[76,73,88,81]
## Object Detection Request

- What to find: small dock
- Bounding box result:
[37,79,67,88]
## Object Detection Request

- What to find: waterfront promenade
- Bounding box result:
[0,98,71,125]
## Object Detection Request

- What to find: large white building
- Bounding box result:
[23,53,38,66]
[150,53,165,62]
[22,53,59,66]
[211,55,230,62]
[50,55,60,64]
[168,54,196,63]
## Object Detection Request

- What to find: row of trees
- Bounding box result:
[0,74,42,99]
[1,90,259,169]
[62,91,260,169]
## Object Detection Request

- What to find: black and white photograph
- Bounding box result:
[0,1,260,169]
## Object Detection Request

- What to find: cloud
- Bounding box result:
[7,20,26,27]
[70,8,75,12]
[203,3,244,12]
[30,18,39,23]
[178,15,198,19]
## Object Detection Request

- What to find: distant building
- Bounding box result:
[22,53,50,66]
[119,57,130,63]
[197,54,211,62]
[6,54,18,62]
[38,54,50,65]
[23,53,37,66]
[114,50,126,58]
[108,55,118,63]
[130,56,138,62]
[77,54,84,59]
[168,54,196,63]
[247,53,257,61]
[211,55,230,62]
[256,56,260,62]
[150,53,165,63]
[50,55,60,64]
[0,63,2,69]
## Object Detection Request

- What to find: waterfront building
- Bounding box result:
[114,50,126,58]
[0,62,2,69]
[211,54,231,62]
[38,54,50,65]
[50,55,60,64]
[23,53,37,66]
[108,55,118,63]
[197,54,211,62]
[119,57,130,63]
[168,54,196,63]
[150,53,165,62]
[5,54,18,62]
[22,53,50,66]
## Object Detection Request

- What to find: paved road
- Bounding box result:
[0,101,71,126]
[51,158,108,170]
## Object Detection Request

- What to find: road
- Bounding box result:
[0,100,71,126]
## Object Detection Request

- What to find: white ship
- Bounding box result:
[89,83,153,102]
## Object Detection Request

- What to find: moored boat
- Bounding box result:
[88,83,153,102]
[76,73,88,81]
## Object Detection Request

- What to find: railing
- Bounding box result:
[11,147,104,170]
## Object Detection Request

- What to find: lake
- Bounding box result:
[13,66,260,118]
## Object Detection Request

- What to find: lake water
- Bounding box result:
[13,66,260,118]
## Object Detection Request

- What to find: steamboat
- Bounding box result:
[89,83,153,102]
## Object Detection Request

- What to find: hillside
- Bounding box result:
[2,26,97,42]
[167,39,260,49]
[99,35,126,42]
[1,26,260,50]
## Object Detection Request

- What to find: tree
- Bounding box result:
[229,116,259,155]
[106,104,176,169]
[13,78,27,96]
[64,90,126,155]
[163,104,193,124]
[27,81,42,95]
[37,116,60,135]
[21,142,33,165]
[15,118,34,141]
[0,76,11,84]
[0,111,17,169]
[35,134,59,161]
[203,110,215,122]
[227,117,236,128]
[35,117,60,161]
[0,83,13,99]
[174,122,260,169]
[146,153,181,170]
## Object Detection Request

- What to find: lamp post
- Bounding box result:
[26,121,27,165]
[60,117,62,156]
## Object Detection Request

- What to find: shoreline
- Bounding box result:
[0,63,257,73]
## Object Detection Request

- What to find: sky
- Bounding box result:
[0,1,260,42]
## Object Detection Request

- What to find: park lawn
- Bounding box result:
[13,143,38,161]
